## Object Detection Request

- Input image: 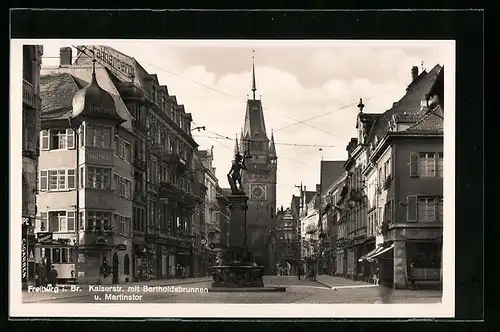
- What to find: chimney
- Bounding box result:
[60,47,72,66]
[411,66,419,81]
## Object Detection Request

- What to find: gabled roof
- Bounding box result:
[365,64,443,143]
[40,73,80,120]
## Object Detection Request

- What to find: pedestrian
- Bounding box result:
[377,259,393,303]
[297,267,301,280]
[408,262,417,290]
[48,265,58,287]
[39,262,47,286]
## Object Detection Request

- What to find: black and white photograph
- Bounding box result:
[11,38,455,318]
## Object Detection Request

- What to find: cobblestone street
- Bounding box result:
[22,276,442,304]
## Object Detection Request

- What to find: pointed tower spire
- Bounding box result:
[239,126,245,152]
[252,49,257,100]
[234,133,240,155]
[269,130,277,158]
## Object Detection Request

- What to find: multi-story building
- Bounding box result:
[318,160,345,274]
[322,171,347,276]
[197,147,220,270]
[38,50,135,284]
[191,152,208,277]
[361,65,444,289]
[275,207,299,274]
[237,63,278,274]
[74,45,200,280]
[299,188,321,272]
[22,45,43,288]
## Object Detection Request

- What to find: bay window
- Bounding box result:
[86,167,112,190]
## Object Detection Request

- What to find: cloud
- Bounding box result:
[38,40,449,208]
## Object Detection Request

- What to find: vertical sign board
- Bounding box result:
[22,224,27,283]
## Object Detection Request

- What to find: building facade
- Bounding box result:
[364,66,444,289]
[237,63,278,274]
[38,52,135,284]
[75,45,200,280]
[191,152,208,277]
[197,147,220,270]
[274,207,299,274]
[22,45,43,288]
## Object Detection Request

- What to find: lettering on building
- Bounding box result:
[86,152,111,162]
[92,195,109,205]
[90,105,115,116]
[94,46,135,77]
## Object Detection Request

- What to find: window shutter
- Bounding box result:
[407,196,418,222]
[409,152,419,177]
[41,130,49,150]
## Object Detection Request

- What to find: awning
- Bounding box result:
[358,246,384,262]
[358,243,395,262]
[369,243,395,261]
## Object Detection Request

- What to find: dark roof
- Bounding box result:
[365,64,443,143]
[320,161,345,193]
[304,191,316,205]
[404,105,444,133]
[196,150,209,159]
[393,113,422,123]
[40,73,80,120]
[243,99,268,140]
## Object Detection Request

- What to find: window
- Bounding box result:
[409,152,444,177]
[418,197,436,222]
[115,137,132,162]
[40,169,75,191]
[407,196,443,222]
[438,198,444,221]
[419,153,436,177]
[86,125,112,148]
[384,159,391,179]
[38,212,48,232]
[47,211,75,232]
[86,167,111,189]
[160,165,167,182]
[41,129,75,150]
[114,174,132,199]
[86,211,112,230]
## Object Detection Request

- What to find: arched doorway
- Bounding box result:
[112,253,119,284]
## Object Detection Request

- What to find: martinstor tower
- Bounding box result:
[235,55,277,273]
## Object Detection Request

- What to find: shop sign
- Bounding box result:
[37,232,53,243]
[116,244,127,251]
[93,46,135,77]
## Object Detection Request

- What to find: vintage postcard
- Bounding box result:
[10,39,455,318]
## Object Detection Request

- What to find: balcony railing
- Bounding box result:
[23,79,36,108]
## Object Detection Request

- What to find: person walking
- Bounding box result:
[297,267,301,280]
[48,265,58,287]
[377,259,393,303]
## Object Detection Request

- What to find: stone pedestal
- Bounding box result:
[228,194,249,248]
[211,193,265,288]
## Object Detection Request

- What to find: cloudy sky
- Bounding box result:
[38,40,449,208]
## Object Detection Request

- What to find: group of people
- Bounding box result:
[296,266,317,281]
[35,263,58,287]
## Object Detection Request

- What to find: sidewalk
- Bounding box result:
[22,276,212,303]
[316,275,373,289]
[316,275,442,299]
